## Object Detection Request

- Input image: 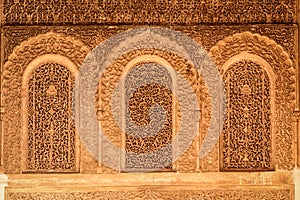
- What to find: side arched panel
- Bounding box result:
[210,32,295,171]
[220,59,274,171]
[21,55,79,172]
[2,32,90,173]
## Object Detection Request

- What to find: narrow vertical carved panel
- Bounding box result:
[124,63,173,171]
[221,60,272,171]
[26,63,76,171]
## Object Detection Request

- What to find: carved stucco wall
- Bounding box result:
[0,1,299,199]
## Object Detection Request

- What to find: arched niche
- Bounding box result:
[21,54,80,172]
[119,56,177,172]
[97,49,210,173]
[219,53,275,171]
[209,31,295,171]
[2,32,90,173]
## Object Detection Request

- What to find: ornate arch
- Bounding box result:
[209,31,295,170]
[97,49,211,173]
[21,54,81,172]
[2,32,90,173]
[118,55,178,172]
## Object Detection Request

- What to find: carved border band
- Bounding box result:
[2,1,296,25]
[5,186,294,200]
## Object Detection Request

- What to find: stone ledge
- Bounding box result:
[6,171,293,189]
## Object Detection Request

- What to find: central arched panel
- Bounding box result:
[123,62,174,171]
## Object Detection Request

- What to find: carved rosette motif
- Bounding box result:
[2,32,90,173]
[210,31,295,171]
